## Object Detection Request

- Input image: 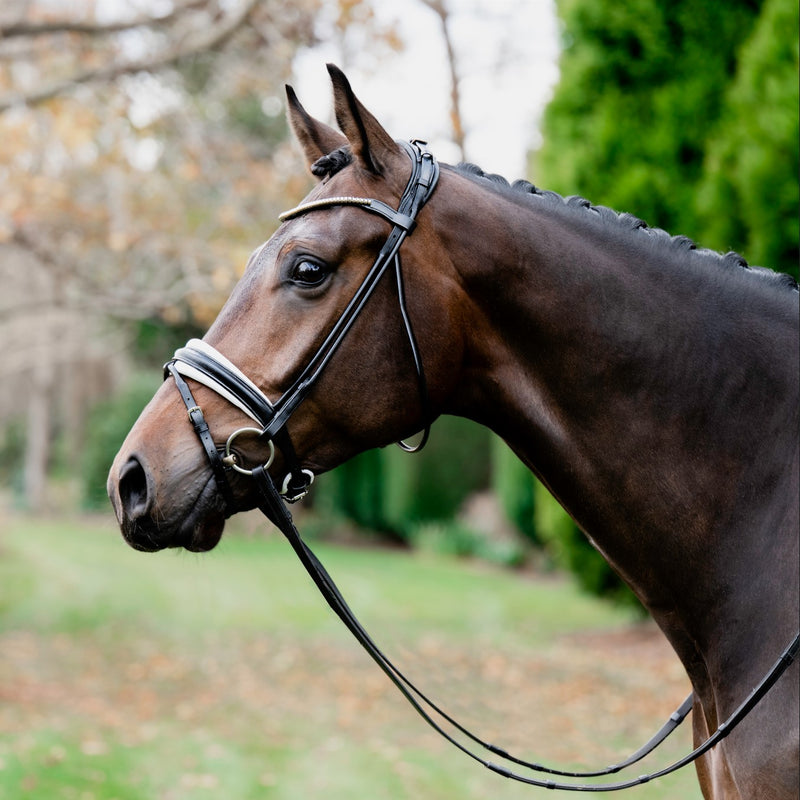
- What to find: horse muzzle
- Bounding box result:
[108,451,227,553]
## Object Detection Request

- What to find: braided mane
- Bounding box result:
[309,149,797,291]
[453,162,797,291]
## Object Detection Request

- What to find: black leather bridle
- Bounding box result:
[164,140,799,791]
[165,139,438,504]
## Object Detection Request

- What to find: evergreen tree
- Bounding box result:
[533,0,797,601]
[537,0,769,252]
[697,0,799,278]
[314,416,491,539]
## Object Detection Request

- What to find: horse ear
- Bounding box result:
[326,63,404,176]
[286,84,348,172]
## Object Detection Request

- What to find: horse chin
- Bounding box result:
[123,508,227,553]
[175,505,227,553]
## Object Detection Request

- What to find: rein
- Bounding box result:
[164,140,800,791]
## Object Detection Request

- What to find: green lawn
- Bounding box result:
[0,511,701,799]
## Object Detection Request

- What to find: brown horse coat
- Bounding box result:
[108,67,799,799]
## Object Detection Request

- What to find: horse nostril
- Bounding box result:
[118,456,150,520]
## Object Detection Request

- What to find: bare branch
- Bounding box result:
[420,0,465,161]
[0,1,206,39]
[0,0,260,113]
[7,225,225,324]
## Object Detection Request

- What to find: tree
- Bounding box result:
[535,0,794,268]
[419,0,466,161]
[531,0,797,601]
[0,1,262,112]
[696,0,799,278]
[0,0,320,508]
[315,416,492,540]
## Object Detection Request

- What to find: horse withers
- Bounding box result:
[108,66,799,799]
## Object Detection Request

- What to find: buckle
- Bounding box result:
[281,469,315,502]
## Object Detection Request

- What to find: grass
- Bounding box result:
[0,510,702,799]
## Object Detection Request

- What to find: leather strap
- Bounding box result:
[261,141,439,443]
[252,458,799,791]
[166,363,235,510]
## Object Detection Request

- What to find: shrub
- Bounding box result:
[408,519,525,567]
[80,372,161,509]
[534,482,642,610]
[314,416,492,540]
[491,438,538,543]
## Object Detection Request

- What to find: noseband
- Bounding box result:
[163,140,799,791]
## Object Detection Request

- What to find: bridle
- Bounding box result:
[164,140,799,791]
[165,139,438,504]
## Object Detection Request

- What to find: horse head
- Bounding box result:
[107,65,467,553]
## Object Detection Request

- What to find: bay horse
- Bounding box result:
[107,66,798,799]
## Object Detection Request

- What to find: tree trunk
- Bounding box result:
[23,357,52,511]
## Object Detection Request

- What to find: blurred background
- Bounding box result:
[0,1,796,798]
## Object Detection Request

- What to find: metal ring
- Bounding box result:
[280,469,315,501]
[224,427,275,476]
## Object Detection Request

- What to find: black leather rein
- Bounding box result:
[164,140,800,791]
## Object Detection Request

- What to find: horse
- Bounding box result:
[107,65,799,799]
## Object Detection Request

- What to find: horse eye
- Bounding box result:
[290,260,329,287]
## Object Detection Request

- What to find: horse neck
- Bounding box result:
[434,170,798,664]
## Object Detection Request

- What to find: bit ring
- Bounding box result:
[223,427,275,475]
